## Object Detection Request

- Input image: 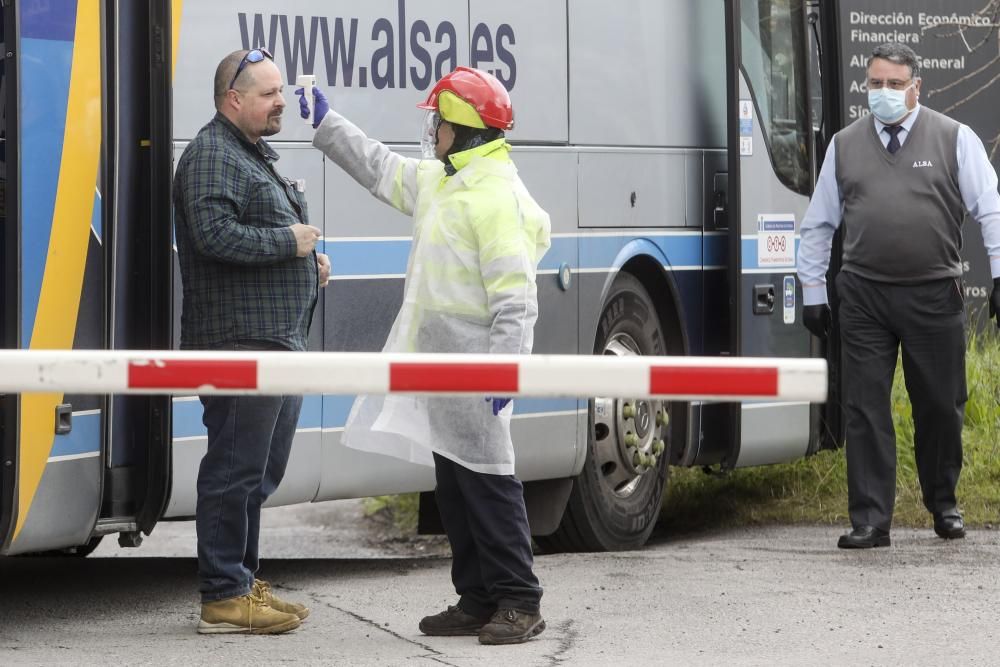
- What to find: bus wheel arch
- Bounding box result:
[536,263,686,552]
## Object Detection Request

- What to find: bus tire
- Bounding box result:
[536,272,670,552]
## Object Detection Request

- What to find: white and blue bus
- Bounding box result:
[1,0,848,556]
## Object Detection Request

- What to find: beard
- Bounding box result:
[260,112,283,137]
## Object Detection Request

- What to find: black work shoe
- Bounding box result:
[837,525,890,549]
[419,605,491,636]
[478,608,546,645]
[933,512,966,539]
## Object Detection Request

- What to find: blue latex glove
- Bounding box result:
[486,397,512,416]
[295,86,329,129]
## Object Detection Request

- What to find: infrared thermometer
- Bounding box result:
[296,74,316,124]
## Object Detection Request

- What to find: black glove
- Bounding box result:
[803,304,832,339]
[989,278,1000,329]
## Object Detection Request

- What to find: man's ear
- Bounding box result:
[225,88,242,111]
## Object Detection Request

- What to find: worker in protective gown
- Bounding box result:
[298,67,551,645]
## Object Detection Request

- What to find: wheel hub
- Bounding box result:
[591,334,669,499]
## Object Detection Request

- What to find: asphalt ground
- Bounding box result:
[1,501,998,666]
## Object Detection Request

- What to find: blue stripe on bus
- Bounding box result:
[172,396,579,439]
[704,235,728,267]
[50,412,100,458]
[322,239,412,276]
[21,0,78,41]
[580,235,697,270]
[321,234,727,277]
[300,394,323,429]
[172,395,324,439]
[21,37,74,345]
[92,190,102,240]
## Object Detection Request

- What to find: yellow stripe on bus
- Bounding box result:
[172,0,183,80]
[14,2,103,542]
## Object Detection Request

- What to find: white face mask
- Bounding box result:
[867,83,914,125]
[420,110,441,160]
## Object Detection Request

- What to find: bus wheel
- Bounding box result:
[537,272,669,552]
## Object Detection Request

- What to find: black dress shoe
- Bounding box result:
[933,512,966,539]
[837,525,890,549]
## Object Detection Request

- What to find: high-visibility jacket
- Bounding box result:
[313,111,551,474]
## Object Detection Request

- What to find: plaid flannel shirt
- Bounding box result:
[173,113,318,351]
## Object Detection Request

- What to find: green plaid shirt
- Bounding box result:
[173,113,318,351]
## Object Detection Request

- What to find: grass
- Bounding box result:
[661,329,1000,532]
[363,493,420,533]
[367,332,1000,535]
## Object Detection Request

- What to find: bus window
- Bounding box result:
[740,0,811,195]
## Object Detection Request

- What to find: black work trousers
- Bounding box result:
[432,453,542,616]
[836,271,967,531]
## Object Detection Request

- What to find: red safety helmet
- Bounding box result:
[417,66,514,131]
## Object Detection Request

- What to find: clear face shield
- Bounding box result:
[420,110,442,160]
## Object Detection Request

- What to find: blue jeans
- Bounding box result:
[196,392,303,602]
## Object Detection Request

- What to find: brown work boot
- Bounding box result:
[197,591,301,635]
[253,579,310,620]
[419,604,492,636]
[478,608,546,645]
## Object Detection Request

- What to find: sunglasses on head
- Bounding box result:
[228,48,274,90]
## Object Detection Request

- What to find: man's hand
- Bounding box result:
[989,278,1000,329]
[486,397,512,416]
[317,252,331,287]
[290,223,322,257]
[296,86,330,130]
[803,304,832,339]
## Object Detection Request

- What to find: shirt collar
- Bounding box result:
[213,112,279,161]
[873,103,921,136]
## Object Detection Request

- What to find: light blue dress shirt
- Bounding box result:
[797,104,1000,306]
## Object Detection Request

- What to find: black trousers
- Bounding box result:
[837,271,967,531]
[432,453,542,616]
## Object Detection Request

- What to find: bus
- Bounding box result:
[0,0,843,556]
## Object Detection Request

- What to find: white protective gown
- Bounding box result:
[313,111,551,475]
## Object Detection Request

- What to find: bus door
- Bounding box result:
[0,0,18,552]
[0,0,107,555]
[0,0,172,556]
[723,0,818,467]
[103,0,174,541]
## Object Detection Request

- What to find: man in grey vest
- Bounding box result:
[797,43,1000,549]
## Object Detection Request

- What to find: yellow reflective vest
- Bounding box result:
[313,111,551,474]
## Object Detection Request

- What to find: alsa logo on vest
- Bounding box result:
[912,160,934,168]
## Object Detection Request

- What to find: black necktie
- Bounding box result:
[884,125,903,154]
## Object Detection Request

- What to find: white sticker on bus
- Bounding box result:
[757,214,795,268]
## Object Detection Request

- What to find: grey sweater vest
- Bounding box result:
[835,107,964,283]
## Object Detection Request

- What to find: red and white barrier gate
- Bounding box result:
[0,350,827,402]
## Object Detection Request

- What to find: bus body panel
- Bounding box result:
[578,151,687,229]
[567,0,727,149]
